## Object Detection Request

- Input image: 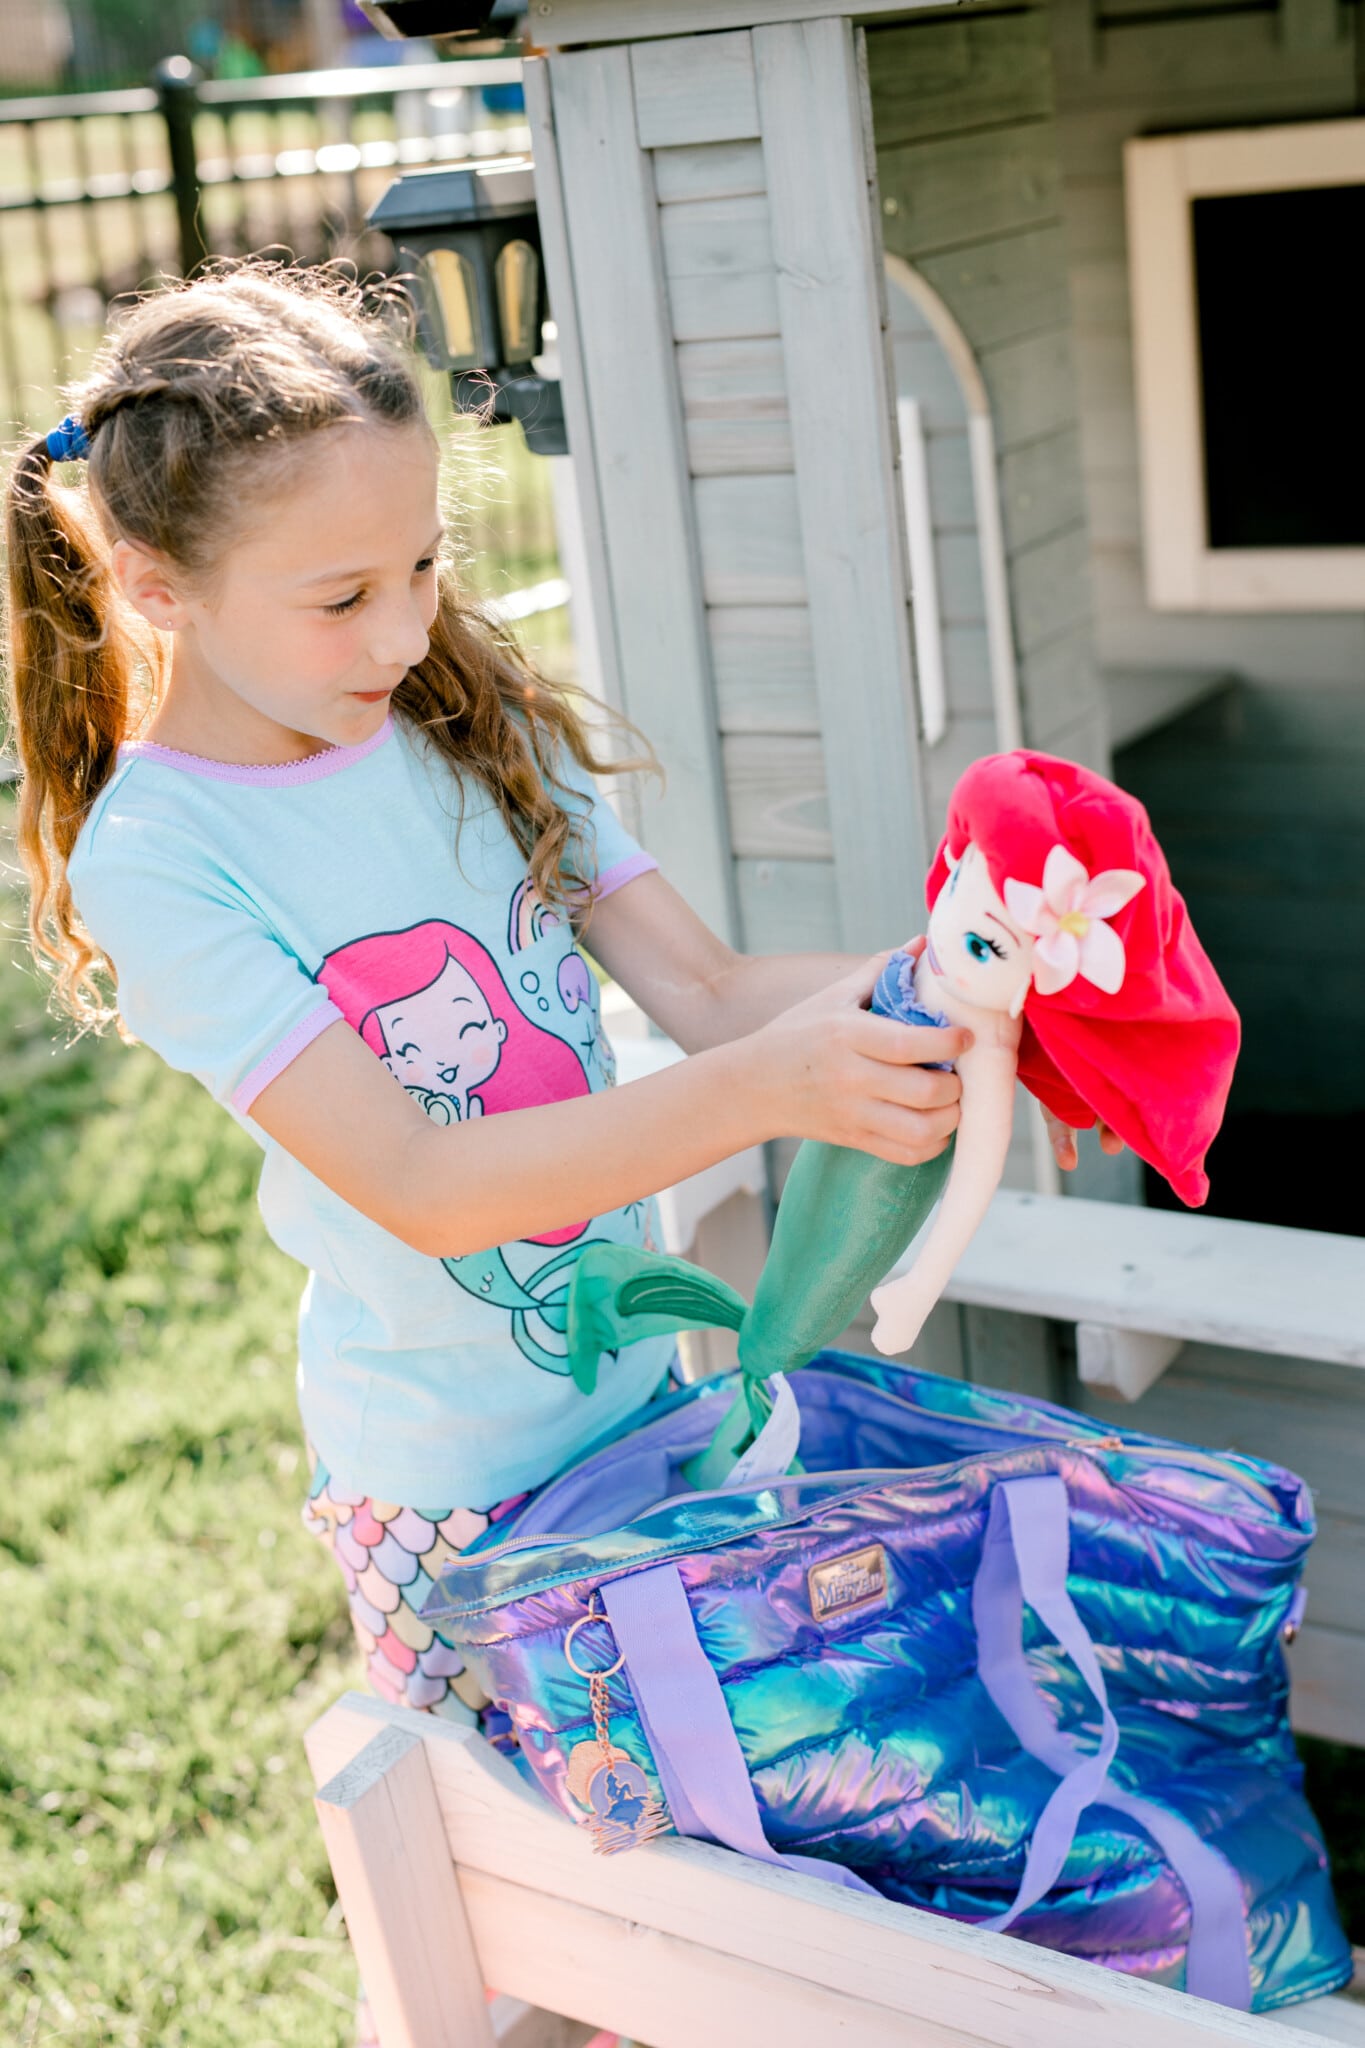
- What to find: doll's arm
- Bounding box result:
[868,1038,1018,1356]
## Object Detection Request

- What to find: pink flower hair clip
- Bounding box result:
[1004,844,1145,997]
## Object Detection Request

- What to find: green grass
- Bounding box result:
[0,795,362,2046]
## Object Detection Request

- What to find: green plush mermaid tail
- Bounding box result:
[567,1245,747,1396]
[565,1134,954,1482]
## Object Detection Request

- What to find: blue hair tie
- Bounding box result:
[45,415,90,462]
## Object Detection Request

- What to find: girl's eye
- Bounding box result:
[321,557,438,618]
[964,931,1006,965]
[391,1041,419,1059]
[458,1019,487,1039]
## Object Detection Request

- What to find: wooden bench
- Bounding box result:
[306,1692,1365,2048]
[891,1188,1365,1401]
[610,1016,1365,1404]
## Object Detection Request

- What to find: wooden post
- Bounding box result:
[315,1723,496,2048]
[534,46,739,942]
[753,18,929,948]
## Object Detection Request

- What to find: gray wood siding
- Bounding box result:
[1043,0,1365,1134]
[644,21,932,955]
[868,4,1111,818]
[1117,683,1365,1117]
[1047,0,1365,689]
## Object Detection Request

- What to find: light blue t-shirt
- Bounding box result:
[68,715,672,1506]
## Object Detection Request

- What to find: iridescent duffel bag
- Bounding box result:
[421,1352,1351,2013]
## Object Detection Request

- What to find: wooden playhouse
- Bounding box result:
[309,1,1365,2040]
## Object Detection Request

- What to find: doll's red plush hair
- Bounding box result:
[925,751,1240,1206]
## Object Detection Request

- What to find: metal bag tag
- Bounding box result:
[563,1593,671,1855]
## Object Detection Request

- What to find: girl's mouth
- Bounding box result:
[352,689,392,705]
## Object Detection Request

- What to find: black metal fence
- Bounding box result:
[0,55,525,422]
[0,55,569,652]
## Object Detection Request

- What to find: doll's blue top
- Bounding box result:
[872,949,954,1069]
[68,716,672,1507]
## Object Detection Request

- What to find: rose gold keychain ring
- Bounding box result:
[563,1589,626,1680]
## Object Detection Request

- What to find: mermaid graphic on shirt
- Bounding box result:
[316,913,611,1373]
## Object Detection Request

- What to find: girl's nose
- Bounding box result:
[368,593,431,671]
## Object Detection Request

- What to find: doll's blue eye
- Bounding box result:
[965,931,1006,964]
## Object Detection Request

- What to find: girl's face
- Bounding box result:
[927,841,1035,1016]
[373,956,508,1098]
[126,420,444,757]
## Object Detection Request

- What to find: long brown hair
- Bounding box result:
[2,257,655,1029]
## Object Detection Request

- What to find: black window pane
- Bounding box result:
[1192,185,1365,549]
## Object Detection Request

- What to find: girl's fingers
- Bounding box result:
[848,1008,972,1066]
[834,950,896,1005]
[1041,1104,1126,1167]
[853,1104,958,1164]
[1042,1107,1079,1170]
[864,1057,962,1112]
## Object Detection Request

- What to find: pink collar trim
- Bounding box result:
[118,717,394,787]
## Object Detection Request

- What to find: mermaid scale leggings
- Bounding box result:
[303,1454,528,1736]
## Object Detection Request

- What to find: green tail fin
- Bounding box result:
[567,1244,748,1395]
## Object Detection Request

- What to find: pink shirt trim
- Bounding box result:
[120,719,393,788]
[233,1002,344,1115]
[591,850,658,901]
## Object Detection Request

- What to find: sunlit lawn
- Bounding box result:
[0,791,365,2045]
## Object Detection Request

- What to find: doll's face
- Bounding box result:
[927,842,1035,1016]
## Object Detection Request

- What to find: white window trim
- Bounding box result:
[1125,117,1365,613]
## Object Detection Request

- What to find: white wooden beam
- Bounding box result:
[538,46,738,941]
[523,62,622,719]
[1076,1321,1184,1403]
[898,395,948,746]
[534,0,949,47]
[307,1693,1356,2048]
[754,18,928,948]
[891,1189,1365,1371]
[314,1723,495,2048]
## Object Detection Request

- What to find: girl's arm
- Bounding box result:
[585,870,865,1050]
[248,952,969,1259]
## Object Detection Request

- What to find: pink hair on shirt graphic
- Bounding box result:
[317,919,590,1246]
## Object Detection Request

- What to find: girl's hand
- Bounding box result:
[746,948,969,1167]
[1042,1104,1126,1172]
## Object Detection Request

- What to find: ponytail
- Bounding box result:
[2,431,158,1027]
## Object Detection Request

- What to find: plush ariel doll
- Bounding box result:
[568,750,1240,1483]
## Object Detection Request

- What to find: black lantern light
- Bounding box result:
[367,158,567,456]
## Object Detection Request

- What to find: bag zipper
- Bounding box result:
[434,1427,1293,1619]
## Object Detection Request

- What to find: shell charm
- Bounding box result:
[563,1595,671,1855]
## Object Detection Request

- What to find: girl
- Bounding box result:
[2,257,975,1738]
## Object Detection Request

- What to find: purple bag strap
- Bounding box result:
[972,1475,1122,1923]
[973,1475,1252,2011]
[601,1565,879,1894]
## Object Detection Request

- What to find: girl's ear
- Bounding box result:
[108,536,192,632]
[1008,977,1030,1020]
[943,845,960,871]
